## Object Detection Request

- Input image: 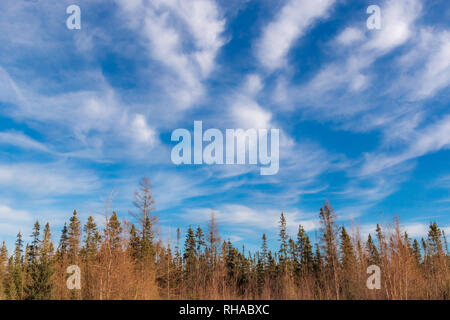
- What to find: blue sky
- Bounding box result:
[0,0,449,253]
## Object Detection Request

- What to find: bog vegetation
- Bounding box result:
[0,178,449,300]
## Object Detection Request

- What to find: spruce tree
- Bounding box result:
[12,232,24,299]
[0,242,8,299]
[375,224,386,258]
[412,239,422,266]
[366,234,380,265]
[195,226,206,254]
[26,223,54,300]
[129,224,141,261]
[278,213,288,272]
[83,216,101,260]
[107,211,122,252]
[130,177,156,263]
[255,253,265,296]
[57,223,69,259]
[225,240,238,288]
[288,238,300,277]
[28,221,41,266]
[68,210,81,264]
[319,201,339,298]
[427,222,444,257]
[183,227,197,275]
[339,226,357,299]
[82,216,101,299]
[183,227,197,297]
[261,234,268,268]
[5,257,18,300]
[297,225,314,275]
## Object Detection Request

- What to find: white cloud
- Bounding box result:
[130,114,157,146]
[336,27,364,46]
[361,115,450,176]
[301,0,421,101]
[0,131,52,154]
[403,223,428,238]
[257,0,335,71]
[230,98,272,129]
[0,204,32,223]
[116,0,225,109]
[244,74,264,96]
[0,68,160,160]
[0,162,100,196]
[397,29,450,100]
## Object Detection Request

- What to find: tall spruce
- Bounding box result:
[107,211,122,252]
[318,201,339,299]
[366,234,380,265]
[297,225,314,275]
[412,239,422,265]
[339,226,357,299]
[278,213,288,272]
[130,177,157,262]
[68,210,81,264]
[25,223,53,300]
[0,242,8,299]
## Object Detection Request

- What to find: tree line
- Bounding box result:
[0,178,449,300]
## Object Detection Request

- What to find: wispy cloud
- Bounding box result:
[361,115,450,176]
[257,0,335,71]
[115,0,226,109]
[0,162,100,196]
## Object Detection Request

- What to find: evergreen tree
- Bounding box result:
[83,216,101,260]
[313,243,322,274]
[28,221,41,266]
[183,227,197,275]
[57,223,69,259]
[107,211,122,252]
[255,253,265,296]
[25,223,54,300]
[11,232,24,299]
[261,234,268,268]
[288,238,300,276]
[195,226,206,254]
[297,225,314,275]
[375,224,386,258]
[278,213,288,271]
[339,226,357,299]
[5,257,18,300]
[82,216,101,299]
[129,224,141,261]
[0,242,8,299]
[427,222,444,257]
[412,239,422,265]
[225,240,238,287]
[256,234,269,295]
[319,201,339,298]
[130,177,156,262]
[68,210,81,264]
[366,234,380,265]
[183,227,197,297]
